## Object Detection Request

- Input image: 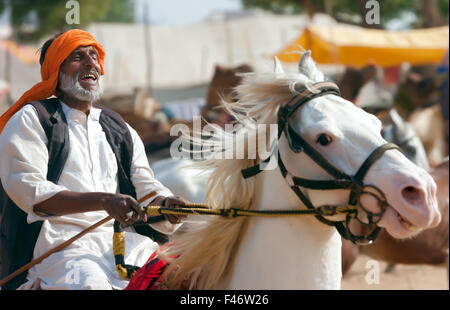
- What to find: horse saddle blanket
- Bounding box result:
[124,251,169,290]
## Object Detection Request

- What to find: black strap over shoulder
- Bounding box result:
[96,105,136,199]
[30,98,70,181]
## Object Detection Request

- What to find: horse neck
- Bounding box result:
[223,166,343,289]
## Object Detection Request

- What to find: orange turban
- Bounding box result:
[0,29,105,133]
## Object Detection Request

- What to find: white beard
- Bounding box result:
[58,71,104,102]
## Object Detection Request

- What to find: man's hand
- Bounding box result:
[152,195,187,224]
[101,193,147,226]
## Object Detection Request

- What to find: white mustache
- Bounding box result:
[59,71,103,102]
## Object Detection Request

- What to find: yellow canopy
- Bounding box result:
[276,25,449,67]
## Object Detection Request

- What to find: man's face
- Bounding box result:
[58,45,103,102]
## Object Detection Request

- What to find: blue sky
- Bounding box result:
[134,0,243,25]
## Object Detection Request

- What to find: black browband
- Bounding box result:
[241,81,401,244]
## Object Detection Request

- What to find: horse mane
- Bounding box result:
[160,52,326,289]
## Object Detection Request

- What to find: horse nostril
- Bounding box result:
[401,186,425,207]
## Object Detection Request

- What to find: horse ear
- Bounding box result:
[274,56,284,74]
[298,50,312,74]
[298,50,324,82]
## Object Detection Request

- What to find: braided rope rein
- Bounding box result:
[113,202,357,280]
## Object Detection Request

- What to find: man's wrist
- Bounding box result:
[98,192,115,211]
[152,195,166,206]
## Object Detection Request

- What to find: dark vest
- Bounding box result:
[0,98,165,290]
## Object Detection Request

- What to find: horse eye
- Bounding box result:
[316,133,332,146]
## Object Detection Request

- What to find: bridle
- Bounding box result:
[241,81,401,245]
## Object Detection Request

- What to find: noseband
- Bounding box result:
[241,81,400,244]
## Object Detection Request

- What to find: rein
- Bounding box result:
[113,202,358,280]
[143,203,356,218]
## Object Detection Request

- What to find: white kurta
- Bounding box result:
[0,101,177,290]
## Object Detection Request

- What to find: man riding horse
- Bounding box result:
[0,29,186,290]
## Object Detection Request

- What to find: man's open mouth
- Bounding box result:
[79,72,98,83]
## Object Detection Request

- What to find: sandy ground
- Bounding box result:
[341,254,448,290]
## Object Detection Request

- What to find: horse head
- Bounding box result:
[271,51,440,240]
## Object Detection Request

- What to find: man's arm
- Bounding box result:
[34,190,147,226]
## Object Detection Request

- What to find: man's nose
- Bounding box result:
[83,55,97,68]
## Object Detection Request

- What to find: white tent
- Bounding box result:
[86,12,336,94]
[4,12,336,101]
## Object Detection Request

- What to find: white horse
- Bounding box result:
[145,52,440,290]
